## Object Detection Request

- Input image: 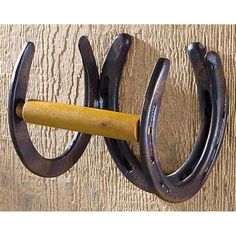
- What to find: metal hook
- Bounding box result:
[100,36,228,202]
[8,36,99,177]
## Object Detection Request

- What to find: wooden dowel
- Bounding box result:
[16,100,140,142]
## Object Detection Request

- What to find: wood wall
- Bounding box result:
[0,25,235,210]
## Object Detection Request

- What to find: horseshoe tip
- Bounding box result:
[188,42,204,51]
[118,33,132,44]
[205,51,221,65]
[23,41,35,52]
[78,35,89,49]
[187,42,206,57]
[112,33,132,49]
[156,58,170,74]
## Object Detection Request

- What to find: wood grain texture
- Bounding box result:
[0,24,235,211]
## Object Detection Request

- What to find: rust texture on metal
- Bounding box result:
[8,34,228,202]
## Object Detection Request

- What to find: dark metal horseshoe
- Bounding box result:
[9,33,228,203]
[100,33,155,193]
[8,36,99,177]
[100,36,228,202]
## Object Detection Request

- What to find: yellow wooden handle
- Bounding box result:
[16,100,140,142]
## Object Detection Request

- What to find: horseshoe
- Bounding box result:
[8,36,99,177]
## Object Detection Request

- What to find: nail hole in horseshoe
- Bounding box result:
[222,111,225,119]
[161,183,170,194]
[150,156,155,164]
[147,127,152,135]
[120,155,132,172]
[203,90,211,117]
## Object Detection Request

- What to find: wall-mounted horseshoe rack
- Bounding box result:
[8,33,228,203]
